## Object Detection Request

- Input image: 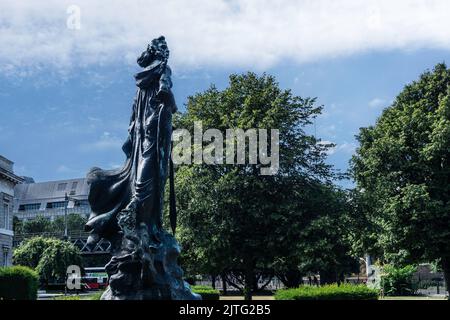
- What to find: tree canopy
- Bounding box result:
[13,236,82,283]
[351,63,450,285]
[15,214,87,235]
[172,72,356,298]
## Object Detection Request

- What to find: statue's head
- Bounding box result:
[137,36,170,68]
[149,36,169,60]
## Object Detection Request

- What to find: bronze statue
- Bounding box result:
[85,36,200,300]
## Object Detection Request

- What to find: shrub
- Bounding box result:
[380,265,417,296]
[0,266,39,300]
[191,285,220,300]
[275,284,379,300]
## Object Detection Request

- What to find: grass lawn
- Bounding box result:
[221,295,449,300]
[51,293,448,301]
[380,296,448,300]
[220,295,275,300]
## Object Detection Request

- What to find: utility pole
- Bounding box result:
[64,193,68,240]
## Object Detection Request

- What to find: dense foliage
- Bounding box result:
[351,64,450,286]
[13,236,50,268]
[0,266,39,300]
[173,72,357,299]
[13,236,82,283]
[275,284,379,300]
[14,214,87,235]
[380,265,417,296]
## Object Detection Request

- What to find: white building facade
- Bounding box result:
[14,177,91,222]
[0,155,23,266]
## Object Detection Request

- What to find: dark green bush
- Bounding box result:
[0,266,39,300]
[381,265,417,296]
[191,285,220,300]
[275,284,379,300]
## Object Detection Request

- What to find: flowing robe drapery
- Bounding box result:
[85,60,177,246]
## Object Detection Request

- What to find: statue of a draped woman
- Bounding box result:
[84,36,199,300]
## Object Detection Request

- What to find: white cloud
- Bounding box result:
[79,131,123,152]
[1,0,450,74]
[368,98,387,109]
[335,142,357,155]
[320,141,357,156]
[318,124,337,139]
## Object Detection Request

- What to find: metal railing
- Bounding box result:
[13,231,111,255]
[14,207,91,219]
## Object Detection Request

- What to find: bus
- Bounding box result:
[83,267,108,290]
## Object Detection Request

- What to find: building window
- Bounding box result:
[75,200,90,207]
[57,183,67,191]
[71,181,78,189]
[2,249,8,267]
[46,201,66,209]
[3,203,9,229]
[18,203,41,211]
[0,204,3,229]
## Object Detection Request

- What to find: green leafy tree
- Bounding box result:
[271,183,358,287]
[352,63,450,288]
[36,240,82,283]
[173,72,352,298]
[13,236,82,284]
[13,236,51,268]
[295,186,359,285]
[52,213,87,233]
[380,265,417,296]
[12,216,23,235]
[22,216,52,234]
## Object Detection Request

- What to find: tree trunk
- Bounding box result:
[221,273,227,295]
[252,273,260,291]
[281,270,303,288]
[441,257,450,300]
[244,266,253,300]
[211,274,216,290]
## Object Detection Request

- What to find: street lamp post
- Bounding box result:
[64,193,78,240]
[64,193,68,240]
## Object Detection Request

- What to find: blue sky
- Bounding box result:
[1,1,450,187]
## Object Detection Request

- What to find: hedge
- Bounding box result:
[275,284,379,300]
[0,266,39,300]
[191,285,220,300]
